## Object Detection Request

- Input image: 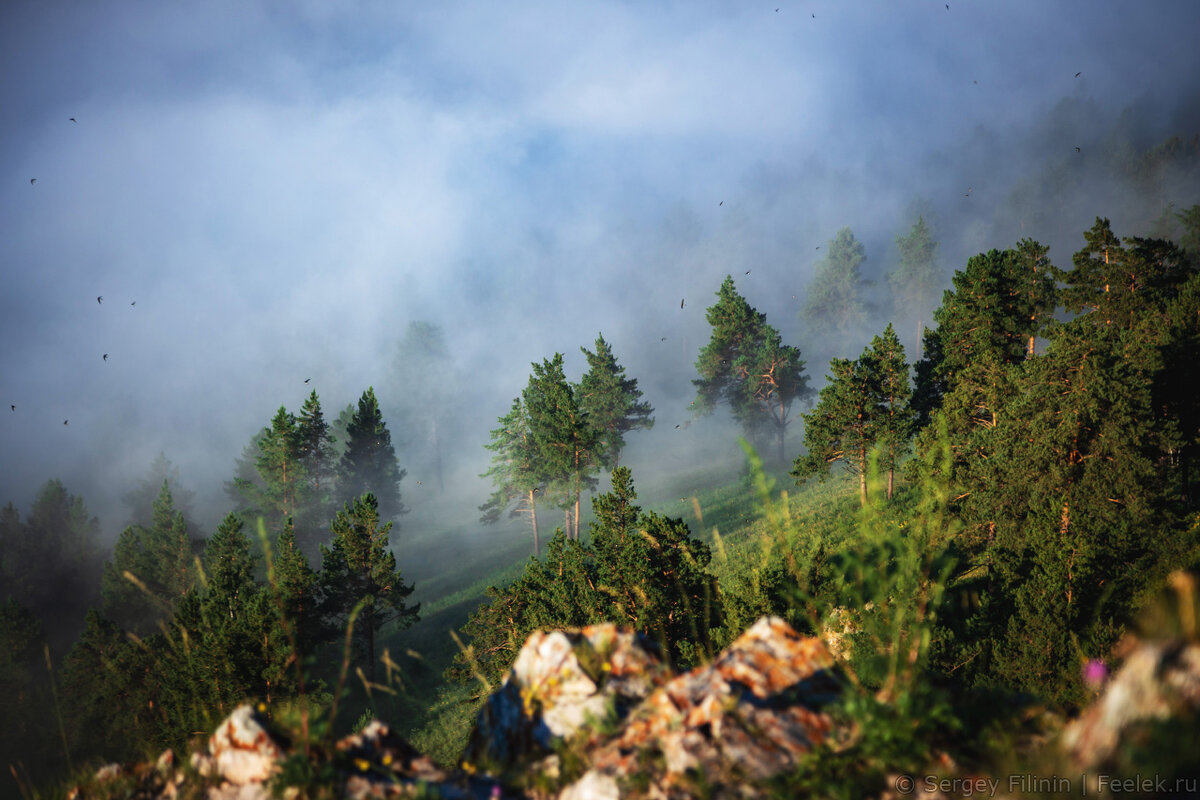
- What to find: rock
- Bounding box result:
[585,617,840,795]
[201,705,286,785]
[463,624,668,771]
[1063,637,1200,768]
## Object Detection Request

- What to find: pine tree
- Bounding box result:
[867,323,916,499]
[792,356,881,506]
[101,481,196,633]
[480,396,547,555]
[523,354,603,540]
[388,321,460,492]
[295,391,337,553]
[695,276,811,462]
[577,334,654,469]
[339,388,406,521]
[889,216,941,344]
[319,494,418,682]
[801,227,870,337]
[122,453,196,531]
[7,480,103,647]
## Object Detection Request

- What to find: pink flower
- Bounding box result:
[1082,659,1108,689]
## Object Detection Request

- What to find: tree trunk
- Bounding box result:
[858,443,868,506]
[887,467,894,501]
[574,491,581,541]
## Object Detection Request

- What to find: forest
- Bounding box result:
[3,182,1199,795]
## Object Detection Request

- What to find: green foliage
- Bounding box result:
[523,353,604,540]
[695,276,811,462]
[386,321,461,494]
[577,333,654,470]
[452,467,721,689]
[101,481,197,634]
[801,227,871,337]
[295,391,338,552]
[794,323,914,505]
[339,388,406,521]
[889,216,941,323]
[479,396,546,552]
[320,494,419,683]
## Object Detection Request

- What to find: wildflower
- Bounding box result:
[355,758,371,772]
[1082,659,1107,689]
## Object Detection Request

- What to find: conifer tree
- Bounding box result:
[577,333,654,469]
[122,453,196,531]
[295,391,336,552]
[319,493,418,682]
[695,276,811,462]
[101,481,197,633]
[801,227,870,337]
[523,354,603,540]
[792,356,881,506]
[480,396,547,555]
[339,388,406,521]
[889,216,941,343]
[868,323,916,499]
[388,321,460,493]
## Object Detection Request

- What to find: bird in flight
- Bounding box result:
[745,270,751,275]
[965,187,972,197]
[30,178,36,185]
[661,337,667,342]
[130,301,136,306]
[97,296,103,304]
[1075,71,1082,78]
[10,405,14,412]
[70,117,77,123]
[1075,146,1081,152]
[815,246,821,250]
[681,298,685,309]
[945,3,949,8]
[304,378,311,384]
[63,420,68,426]
[103,353,108,362]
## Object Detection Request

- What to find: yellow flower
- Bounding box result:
[354,758,370,772]
[461,761,477,775]
[381,753,393,766]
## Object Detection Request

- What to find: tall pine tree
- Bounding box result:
[695,276,810,462]
[339,388,406,521]
[319,494,418,683]
[577,333,654,469]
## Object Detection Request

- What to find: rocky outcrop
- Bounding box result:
[74,616,1200,799]
[71,617,839,799]
[1063,637,1200,770]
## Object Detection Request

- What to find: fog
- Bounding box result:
[2,0,1198,539]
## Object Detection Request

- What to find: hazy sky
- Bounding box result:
[2,0,1198,535]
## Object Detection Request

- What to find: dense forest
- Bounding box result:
[3,189,1199,795]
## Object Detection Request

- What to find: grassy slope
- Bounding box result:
[352,451,861,766]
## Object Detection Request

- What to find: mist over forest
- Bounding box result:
[5,3,1200,796]
[2,1,1197,542]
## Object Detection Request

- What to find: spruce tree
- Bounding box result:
[295,391,336,552]
[577,334,654,469]
[695,276,811,462]
[319,493,418,683]
[339,388,406,521]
